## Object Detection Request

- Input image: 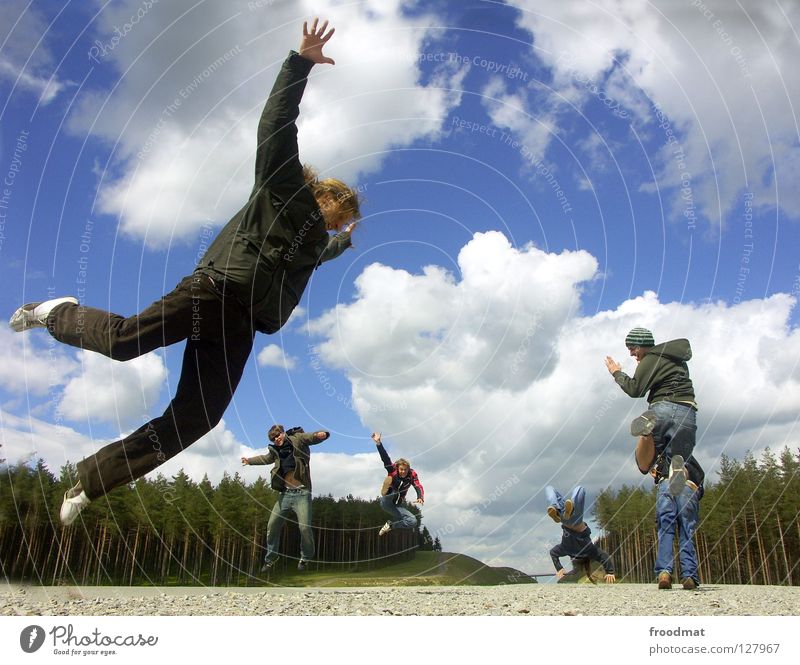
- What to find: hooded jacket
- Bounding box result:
[613,339,695,406]
[195,51,351,334]
[245,430,328,491]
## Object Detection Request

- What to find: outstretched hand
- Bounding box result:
[371,432,381,445]
[604,356,621,375]
[299,18,335,65]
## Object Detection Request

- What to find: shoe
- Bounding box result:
[379,521,392,536]
[681,577,697,590]
[546,506,561,523]
[630,410,657,436]
[657,571,672,590]
[297,560,307,572]
[563,499,574,520]
[259,560,274,574]
[9,297,78,332]
[60,483,90,525]
[668,455,687,496]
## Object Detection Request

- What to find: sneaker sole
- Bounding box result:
[547,506,561,523]
[563,499,574,520]
[630,410,657,437]
[668,455,687,496]
[9,297,78,332]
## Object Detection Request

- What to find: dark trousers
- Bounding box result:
[49,273,254,499]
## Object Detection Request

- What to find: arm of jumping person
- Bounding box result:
[318,223,357,264]
[606,353,659,398]
[380,475,393,497]
[411,472,424,504]
[242,450,276,466]
[253,18,335,192]
[635,435,656,474]
[372,432,394,472]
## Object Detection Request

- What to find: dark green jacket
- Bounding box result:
[613,338,696,405]
[245,431,328,491]
[195,51,350,334]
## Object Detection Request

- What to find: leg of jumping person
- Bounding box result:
[62,278,254,522]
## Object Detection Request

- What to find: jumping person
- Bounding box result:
[604,327,698,495]
[242,425,329,572]
[634,424,705,590]
[9,19,361,526]
[546,485,616,584]
[371,432,424,536]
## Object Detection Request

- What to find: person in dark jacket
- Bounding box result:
[242,424,329,572]
[9,18,362,526]
[605,327,698,496]
[371,432,424,536]
[547,485,616,584]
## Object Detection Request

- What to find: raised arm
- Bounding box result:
[253,19,335,192]
[372,432,394,472]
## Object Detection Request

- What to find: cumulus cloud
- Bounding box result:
[0,327,79,397]
[57,350,167,429]
[69,0,463,246]
[304,231,800,569]
[0,0,68,104]
[502,0,800,223]
[257,343,297,370]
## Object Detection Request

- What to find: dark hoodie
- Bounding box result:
[613,338,695,405]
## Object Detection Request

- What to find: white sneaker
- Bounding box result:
[60,485,90,525]
[379,521,392,536]
[667,455,687,496]
[9,297,78,332]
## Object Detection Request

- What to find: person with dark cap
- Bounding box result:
[242,424,330,572]
[604,327,698,496]
[10,19,361,527]
[606,327,705,590]
[547,485,616,584]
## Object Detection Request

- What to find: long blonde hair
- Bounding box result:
[303,165,362,226]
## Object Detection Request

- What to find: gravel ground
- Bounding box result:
[2,583,799,616]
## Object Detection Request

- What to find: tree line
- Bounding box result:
[0,453,439,585]
[593,447,800,585]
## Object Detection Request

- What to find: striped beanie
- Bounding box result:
[625,327,654,347]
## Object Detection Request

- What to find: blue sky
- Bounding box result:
[1,0,799,573]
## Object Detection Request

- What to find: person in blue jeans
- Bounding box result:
[605,327,698,496]
[371,432,424,536]
[635,426,705,590]
[546,485,616,583]
[545,485,585,528]
[242,424,330,572]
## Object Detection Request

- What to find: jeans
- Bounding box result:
[48,274,255,499]
[380,494,417,530]
[265,489,315,563]
[654,480,700,582]
[650,400,697,462]
[545,485,585,528]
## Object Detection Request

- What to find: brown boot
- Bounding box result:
[681,577,697,590]
[657,571,672,589]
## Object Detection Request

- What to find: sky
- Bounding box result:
[1,0,799,576]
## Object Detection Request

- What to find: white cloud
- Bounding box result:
[304,231,800,570]
[0,0,68,104]
[69,0,463,246]
[256,343,297,370]
[0,327,79,397]
[504,0,800,223]
[58,350,167,429]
